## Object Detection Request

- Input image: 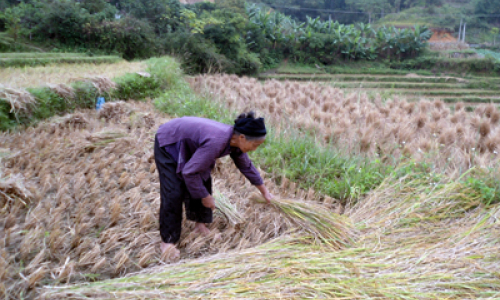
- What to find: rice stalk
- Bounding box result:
[213,188,245,226]
[249,193,356,250]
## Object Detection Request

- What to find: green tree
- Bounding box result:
[0,2,33,41]
[491,27,499,45]
[29,0,91,46]
[119,0,182,35]
[346,0,391,23]
[475,0,500,24]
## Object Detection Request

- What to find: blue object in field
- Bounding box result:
[96,97,105,110]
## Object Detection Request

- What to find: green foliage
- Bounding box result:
[390,56,500,75]
[29,0,91,47]
[84,16,157,60]
[475,0,500,24]
[114,74,162,100]
[346,0,391,23]
[72,81,99,109]
[0,55,122,67]
[119,0,183,35]
[255,132,391,202]
[463,169,500,206]
[0,32,15,52]
[1,0,436,74]
[246,4,432,64]
[475,49,500,62]
[27,87,75,120]
[0,99,16,131]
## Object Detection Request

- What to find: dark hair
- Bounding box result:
[235,111,256,123]
[234,111,266,141]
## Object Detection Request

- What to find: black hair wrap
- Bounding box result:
[234,117,267,137]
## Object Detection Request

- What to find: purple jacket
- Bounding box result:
[156,117,264,199]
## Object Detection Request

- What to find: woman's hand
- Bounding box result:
[201,195,216,209]
[256,184,273,204]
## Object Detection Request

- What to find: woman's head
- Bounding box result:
[232,111,266,153]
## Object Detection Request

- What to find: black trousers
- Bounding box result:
[154,135,213,244]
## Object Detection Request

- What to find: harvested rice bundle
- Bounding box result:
[0,87,36,118]
[98,101,133,121]
[84,129,128,151]
[46,112,89,130]
[249,193,356,250]
[0,172,32,206]
[76,76,116,94]
[128,112,155,129]
[213,189,245,226]
[47,83,75,99]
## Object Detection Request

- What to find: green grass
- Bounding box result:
[260,74,467,84]
[326,64,434,76]
[390,56,500,76]
[335,82,490,90]
[271,62,434,76]
[0,56,123,68]
[274,63,327,74]
[346,88,499,96]
[0,52,85,58]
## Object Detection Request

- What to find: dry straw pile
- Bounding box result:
[0,101,347,299]
[191,74,500,172]
[0,86,36,118]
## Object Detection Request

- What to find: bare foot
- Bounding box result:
[160,242,180,263]
[193,222,210,236]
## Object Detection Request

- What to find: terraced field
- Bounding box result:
[259,73,500,106]
[0,52,122,68]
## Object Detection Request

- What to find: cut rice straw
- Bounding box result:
[249,192,357,250]
[213,188,245,226]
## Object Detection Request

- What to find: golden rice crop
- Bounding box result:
[190,74,500,172]
[0,62,146,89]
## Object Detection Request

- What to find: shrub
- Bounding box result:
[390,56,500,75]
[114,73,162,100]
[84,16,157,60]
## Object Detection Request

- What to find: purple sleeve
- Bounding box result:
[182,140,225,199]
[230,152,264,186]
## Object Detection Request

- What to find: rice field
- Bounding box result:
[190,74,500,173]
[0,61,146,89]
[259,73,500,105]
[0,100,352,299]
[41,171,500,299]
[0,53,123,68]
[2,65,500,299]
